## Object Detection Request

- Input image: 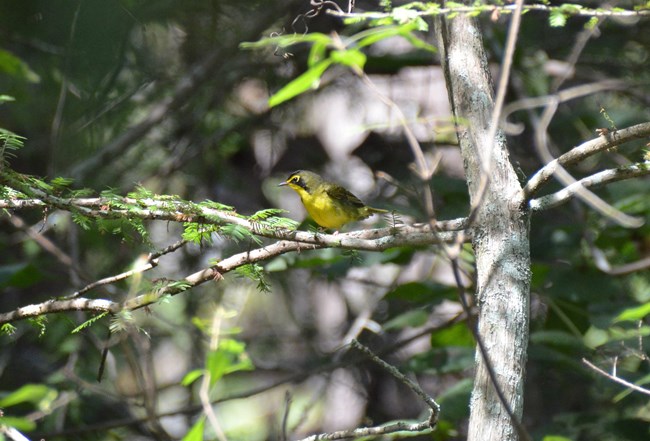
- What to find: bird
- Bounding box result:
[279,170,387,230]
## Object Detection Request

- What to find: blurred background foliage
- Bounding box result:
[0,0,649,440]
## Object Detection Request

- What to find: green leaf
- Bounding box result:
[220,224,261,245]
[0,127,25,162]
[1,323,17,336]
[181,369,205,386]
[330,49,367,72]
[248,208,287,221]
[430,322,474,347]
[240,32,331,51]
[206,338,253,387]
[27,316,47,338]
[268,59,333,107]
[409,346,474,375]
[0,263,42,289]
[235,263,270,292]
[584,16,599,30]
[0,415,37,432]
[308,38,332,67]
[183,222,217,245]
[384,309,429,330]
[0,49,40,82]
[71,212,92,230]
[354,23,416,48]
[50,176,74,190]
[385,281,451,303]
[0,384,56,408]
[614,302,650,322]
[436,378,472,421]
[71,312,109,334]
[549,9,567,27]
[182,416,205,441]
[583,326,609,349]
[529,330,584,349]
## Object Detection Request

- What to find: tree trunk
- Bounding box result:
[436,12,531,441]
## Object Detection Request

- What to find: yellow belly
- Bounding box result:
[301,192,353,229]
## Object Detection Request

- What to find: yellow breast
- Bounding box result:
[296,187,352,229]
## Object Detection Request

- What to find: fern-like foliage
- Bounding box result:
[235,263,271,292]
[248,208,287,221]
[71,312,110,334]
[220,223,263,245]
[0,128,25,166]
[109,310,135,333]
[28,316,48,337]
[71,212,93,230]
[183,222,219,245]
[201,199,235,212]
[1,323,17,336]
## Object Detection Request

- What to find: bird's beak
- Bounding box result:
[278,181,288,187]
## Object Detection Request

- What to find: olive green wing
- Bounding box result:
[325,185,365,209]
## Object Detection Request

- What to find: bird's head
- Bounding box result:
[279,170,323,195]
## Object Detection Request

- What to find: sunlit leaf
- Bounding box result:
[268,59,333,107]
[182,416,205,441]
[614,302,650,322]
[0,416,37,432]
[0,49,40,82]
[0,384,56,408]
[181,369,205,386]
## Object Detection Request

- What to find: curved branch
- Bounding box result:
[297,420,432,441]
[328,3,650,20]
[0,185,469,248]
[0,219,469,324]
[523,122,650,200]
[0,239,320,324]
[529,162,650,212]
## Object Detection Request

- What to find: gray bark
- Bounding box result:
[436,12,531,441]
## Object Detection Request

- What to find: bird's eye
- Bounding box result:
[290,176,300,184]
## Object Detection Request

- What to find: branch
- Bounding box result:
[524,122,650,200]
[529,162,650,212]
[0,219,469,323]
[0,170,470,324]
[0,193,468,250]
[351,340,440,416]
[296,341,438,440]
[328,3,650,20]
[0,239,320,324]
[582,358,650,397]
[297,420,432,441]
[584,230,650,276]
[35,316,462,439]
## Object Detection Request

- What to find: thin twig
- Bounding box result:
[327,3,650,20]
[523,121,650,198]
[281,391,292,441]
[351,340,440,416]
[582,358,650,397]
[34,315,464,439]
[529,162,650,212]
[534,99,643,228]
[297,419,432,441]
[584,228,650,276]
